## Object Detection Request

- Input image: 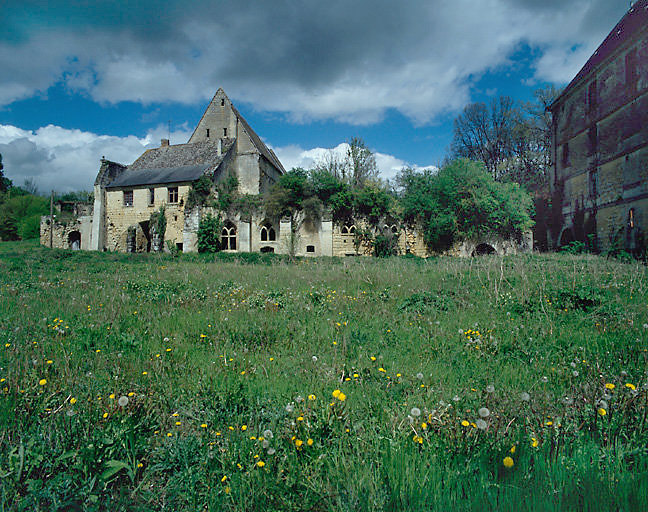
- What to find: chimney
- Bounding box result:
[161,139,169,147]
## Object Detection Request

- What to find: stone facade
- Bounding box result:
[548,1,648,253]
[40,87,531,258]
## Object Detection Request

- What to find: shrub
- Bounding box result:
[197,213,222,253]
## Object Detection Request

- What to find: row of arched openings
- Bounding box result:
[220,221,279,251]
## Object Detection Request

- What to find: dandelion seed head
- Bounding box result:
[478,407,490,418]
[476,419,487,430]
[486,385,495,393]
[520,392,530,402]
[416,372,424,380]
[285,403,294,413]
[118,396,129,407]
[410,407,421,417]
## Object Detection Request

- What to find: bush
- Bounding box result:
[197,213,222,253]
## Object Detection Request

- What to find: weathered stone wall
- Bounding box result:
[104,184,190,252]
[40,215,93,250]
[551,19,648,251]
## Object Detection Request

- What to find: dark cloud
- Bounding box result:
[0,0,635,123]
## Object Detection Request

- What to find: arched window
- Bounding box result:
[68,231,81,250]
[260,222,276,242]
[221,221,237,250]
[342,224,356,235]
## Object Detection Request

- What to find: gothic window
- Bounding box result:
[341,224,356,235]
[223,128,228,137]
[260,222,276,242]
[221,222,237,250]
[123,190,133,207]
[168,187,179,203]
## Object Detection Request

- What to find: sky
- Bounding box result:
[0,0,632,193]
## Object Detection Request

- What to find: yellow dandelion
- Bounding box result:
[370,356,376,361]
[461,420,470,427]
[307,438,313,446]
[137,462,143,468]
[605,383,615,390]
[142,371,148,375]
[378,367,386,373]
[103,413,108,419]
[46,360,53,365]
[295,439,303,448]
[256,461,265,467]
[503,456,514,468]
[308,394,316,400]
[297,416,304,422]
[175,421,181,426]
[70,397,77,405]
[221,475,227,482]
[241,425,247,431]
[109,393,115,399]
[332,389,341,398]
[421,422,428,430]
[38,378,47,386]
[128,392,135,397]
[598,408,607,416]
[338,392,347,401]
[625,383,636,390]
[167,432,173,437]
[510,445,516,454]
[200,423,207,428]
[531,437,539,448]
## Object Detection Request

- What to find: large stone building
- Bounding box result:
[548,0,648,254]
[42,89,531,257]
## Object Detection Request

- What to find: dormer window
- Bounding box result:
[223,127,227,137]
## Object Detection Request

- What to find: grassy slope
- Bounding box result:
[0,240,647,511]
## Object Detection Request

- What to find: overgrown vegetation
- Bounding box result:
[1,242,647,510]
[197,213,223,253]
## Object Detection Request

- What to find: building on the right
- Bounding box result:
[548,0,648,255]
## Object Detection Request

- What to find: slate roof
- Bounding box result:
[550,0,648,109]
[106,164,210,188]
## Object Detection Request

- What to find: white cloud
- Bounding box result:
[0,123,192,193]
[271,142,436,181]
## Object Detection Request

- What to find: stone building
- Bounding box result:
[41,88,531,257]
[548,0,648,253]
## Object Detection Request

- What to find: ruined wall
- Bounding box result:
[40,215,93,250]
[104,184,190,252]
[552,20,648,251]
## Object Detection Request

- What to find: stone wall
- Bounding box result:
[40,215,93,250]
[551,18,648,251]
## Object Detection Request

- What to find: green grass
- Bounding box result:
[1,240,647,511]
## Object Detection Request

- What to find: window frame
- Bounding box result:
[168,187,179,204]
[123,190,134,207]
[148,188,155,206]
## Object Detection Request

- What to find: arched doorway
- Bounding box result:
[472,243,496,256]
[68,231,81,250]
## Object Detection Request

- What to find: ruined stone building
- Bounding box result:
[41,88,530,257]
[548,0,648,253]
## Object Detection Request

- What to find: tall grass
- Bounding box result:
[0,240,647,510]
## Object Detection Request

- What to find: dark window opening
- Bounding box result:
[168,187,179,203]
[626,48,637,86]
[260,246,274,253]
[149,188,155,205]
[221,222,237,250]
[223,127,228,137]
[123,190,133,207]
[260,223,276,242]
[68,231,81,250]
[206,128,210,138]
[221,98,225,106]
[176,243,183,252]
[342,224,356,235]
[306,245,315,253]
[561,143,570,167]
[587,81,597,112]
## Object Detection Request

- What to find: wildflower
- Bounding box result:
[201,424,207,428]
[510,445,516,454]
[421,422,428,430]
[541,376,548,383]
[70,397,77,405]
[572,371,579,377]
[128,392,135,397]
[221,475,227,483]
[605,383,615,390]
[378,367,386,373]
[461,420,470,427]
[338,392,347,401]
[416,372,424,380]
[285,404,294,413]
[142,371,148,376]
[103,413,108,419]
[625,383,636,390]
[175,421,181,426]
[137,463,143,468]
[109,393,115,399]
[312,356,318,362]
[256,461,265,467]
[263,429,273,439]
[297,416,304,422]
[598,408,607,416]
[370,356,376,361]
[396,373,402,377]
[38,378,47,386]
[295,439,303,448]
[520,392,530,402]
[46,360,53,365]
[410,407,421,417]
[307,438,313,446]
[224,486,231,494]
[267,448,276,455]
[413,435,423,444]
[453,395,460,402]
[486,385,495,393]
[503,456,514,468]
[478,407,490,418]
[118,396,129,407]
[241,425,247,431]
[295,395,304,403]
[167,433,173,437]
[476,419,487,430]
[332,389,341,398]
[308,394,316,401]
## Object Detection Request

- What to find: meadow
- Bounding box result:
[1,240,647,511]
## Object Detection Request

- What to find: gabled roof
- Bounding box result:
[106,164,210,188]
[229,102,285,172]
[549,0,648,110]
[129,140,232,170]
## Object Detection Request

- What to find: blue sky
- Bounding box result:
[0,0,631,192]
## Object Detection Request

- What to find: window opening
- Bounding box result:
[168,187,179,203]
[149,188,155,205]
[123,190,133,207]
[306,245,315,253]
[221,222,237,250]
[223,128,228,137]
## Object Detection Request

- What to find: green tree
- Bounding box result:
[0,194,49,241]
[347,137,378,188]
[197,213,223,253]
[0,153,11,193]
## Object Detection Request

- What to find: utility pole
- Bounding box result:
[49,190,54,248]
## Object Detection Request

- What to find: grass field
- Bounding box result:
[1,240,647,511]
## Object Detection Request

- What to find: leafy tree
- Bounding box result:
[0,154,11,193]
[397,159,533,252]
[0,194,49,241]
[347,137,378,188]
[197,213,223,253]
